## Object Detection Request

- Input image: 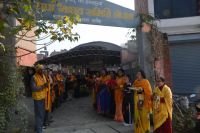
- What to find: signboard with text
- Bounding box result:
[35,0,140,28]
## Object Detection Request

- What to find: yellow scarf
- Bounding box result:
[133,79,152,133]
[32,73,47,100]
[45,75,51,111]
[133,79,152,110]
[153,85,173,130]
[56,73,64,95]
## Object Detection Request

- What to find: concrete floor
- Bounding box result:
[43,97,133,133]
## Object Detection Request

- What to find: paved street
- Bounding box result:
[44,97,133,133]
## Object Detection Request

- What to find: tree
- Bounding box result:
[0,0,80,131]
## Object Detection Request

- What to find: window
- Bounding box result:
[154,0,199,19]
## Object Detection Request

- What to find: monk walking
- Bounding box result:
[153,77,173,133]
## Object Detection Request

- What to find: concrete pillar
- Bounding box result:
[135,0,155,85]
[137,27,154,84]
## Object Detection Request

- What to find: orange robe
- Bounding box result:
[133,79,152,133]
[70,75,76,81]
[45,75,51,112]
[51,75,57,103]
[56,73,64,96]
[114,76,127,122]
[32,73,47,100]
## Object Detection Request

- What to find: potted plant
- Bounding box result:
[140,13,156,33]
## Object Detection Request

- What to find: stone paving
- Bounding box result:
[44,97,133,133]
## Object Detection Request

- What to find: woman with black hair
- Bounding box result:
[114,69,128,122]
[107,71,117,117]
[96,69,111,114]
[133,70,152,133]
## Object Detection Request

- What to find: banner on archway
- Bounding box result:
[35,0,140,28]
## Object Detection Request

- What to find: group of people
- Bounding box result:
[31,64,173,133]
[87,69,131,123]
[31,64,79,133]
[88,68,173,133]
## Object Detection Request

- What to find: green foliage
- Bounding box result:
[0,43,5,52]
[127,28,136,40]
[140,13,157,25]
[0,0,80,49]
[0,0,80,131]
[173,103,196,133]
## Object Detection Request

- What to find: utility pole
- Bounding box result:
[136,27,145,70]
[135,0,155,84]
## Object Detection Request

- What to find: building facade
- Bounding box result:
[121,40,138,82]
[136,0,200,94]
[15,24,37,66]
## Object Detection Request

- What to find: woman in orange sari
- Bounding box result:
[133,70,152,133]
[114,69,127,122]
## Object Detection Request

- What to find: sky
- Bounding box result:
[37,0,135,54]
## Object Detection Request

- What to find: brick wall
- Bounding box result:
[163,45,173,88]
[15,20,37,66]
[154,45,173,88]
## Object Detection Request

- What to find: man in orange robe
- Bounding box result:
[56,70,65,104]
[43,68,53,126]
[31,64,48,133]
[69,73,77,99]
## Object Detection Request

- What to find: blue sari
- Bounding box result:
[97,84,111,114]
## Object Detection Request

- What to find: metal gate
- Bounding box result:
[170,42,200,94]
